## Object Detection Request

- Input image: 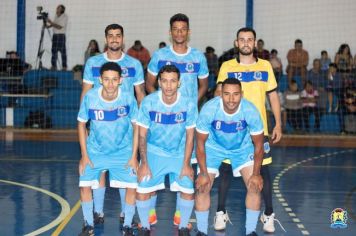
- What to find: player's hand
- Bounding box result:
[78,156,94,176]
[195,173,211,194]
[272,125,282,143]
[247,174,263,193]
[125,156,138,174]
[137,163,152,183]
[180,164,194,181]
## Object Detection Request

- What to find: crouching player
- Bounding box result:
[77,62,138,236]
[194,79,264,236]
[135,65,198,236]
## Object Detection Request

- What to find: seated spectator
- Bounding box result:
[320,50,331,72]
[284,80,303,132]
[254,39,270,60]
[269,49,283,83]
[218,43,238,67]
[307,59,326,89]
[286,39,309,86]
[84,39,100,63]
[301,81,321,132]
[335,44,353,74]
[326,63,343,112]
[204,46,219,90]
[127,40,151,71]
[159,41,166,49]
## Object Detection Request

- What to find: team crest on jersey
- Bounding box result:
[254,71,262,81]
[117,106,128,116]
[248,153,254,160]
[121,67,128,77]
[185,63,194,73]
[175,112,184,123]
[264,142,270,153]
[236,120,245,131]
[330,208,348,229]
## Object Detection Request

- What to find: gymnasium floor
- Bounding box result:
[0,130,355,236]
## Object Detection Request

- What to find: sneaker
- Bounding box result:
[138,227,150,236]
[78,225,94,236]
[178,227,191,236]
[149,209,157,225]
[173,210,181,226]
[260,213,275,233]
[214,211,232,230]
[196,231,207,236]
[246,232,258,236]
[122,226,134,236]
[93,212,104,225]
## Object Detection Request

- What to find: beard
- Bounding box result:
[238,46,254,56]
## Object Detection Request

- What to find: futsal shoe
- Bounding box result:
[149,209,158,225]
[122,226,134,236]
[78,224,94,236]
[93,212,104,225]
[138,227,150,236]
[246,232,258,236]
[196,231,207,236]
[214,211,232,230]
[260,213,275,233]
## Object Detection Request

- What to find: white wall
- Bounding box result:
[0,0,17,57]
[254,0,356,70]
[23,0,245,69]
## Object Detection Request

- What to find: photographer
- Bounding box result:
[46,5,68,70]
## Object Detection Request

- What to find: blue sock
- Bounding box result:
[123,203,136,227]
[137,199,151,229]
[119,188,126,214]
[246,209,260,234]
[178,197,194,229]
[93,187,105,214]
[81,201,94,226]
[150,194,157,211]
[175,192,180,211]
[195,210,209,234]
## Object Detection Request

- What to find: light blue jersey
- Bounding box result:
[137,91,198,156]
[78,87,138,156]
[148,46,209,101]
[196,97,263,154]
[83,52,144,94]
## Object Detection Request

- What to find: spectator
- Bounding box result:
[286,39,309,85]
[307,59,326,89]
[84,39,100,63]
[46,4,68,70]
[204,46,219,90]
[343,86,356,133]
[284,80,303,132]
[127,40,151,71]
[335,44,353,74]
[326,63,343,113]
[254,39,270,60]
[301,80,321,132]
[158,41,166,49]
[269,49,283,83]
[218,43,238,68]
[320,50,331,72]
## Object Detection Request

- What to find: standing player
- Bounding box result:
[135,65,198,236]
[216,27,282,233]
[80,24,146,225]
[77,62,138,236]
[195,79,264,236]
[145,12,209,226]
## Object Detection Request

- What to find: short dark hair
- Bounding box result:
[159,41,166,48]
[58,5,65,13]
[105,24,124,37]
[157,64,180,80]
[222,78,242,89]
[170,13,189,28]
[236,27,256,39]
[271,49,278,54]
[321,50,327,55]
[295,39,303,44]
[100,62,122,76]
[206,46,215,53]
[257,39,264,44]
[329,63,337,69]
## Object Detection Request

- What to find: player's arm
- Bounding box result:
[195,131,210,193]
[137,126,151,182]
[134,83,146,105]
[268,90,282,143]
[78,121,93,175]
[145,72,157,94]
[80,83,93,103]
[180,128,195,180]
[198,77,208,103]
[248,133,264,192]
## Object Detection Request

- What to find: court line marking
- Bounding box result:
[273,149,353,235]
[0,179,70,236]
[52,200,81,236]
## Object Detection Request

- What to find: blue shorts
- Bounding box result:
[200,144,254,177]
[137,151,194,194]
[79,151,137,189]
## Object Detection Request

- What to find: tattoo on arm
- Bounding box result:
[139,135,147,163]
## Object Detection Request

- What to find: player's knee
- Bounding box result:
[136,192,150,201]
[180,192,194,200]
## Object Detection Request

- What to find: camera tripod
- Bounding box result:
[35,19,52,70]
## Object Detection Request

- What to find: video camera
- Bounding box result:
[36,6,48,21]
